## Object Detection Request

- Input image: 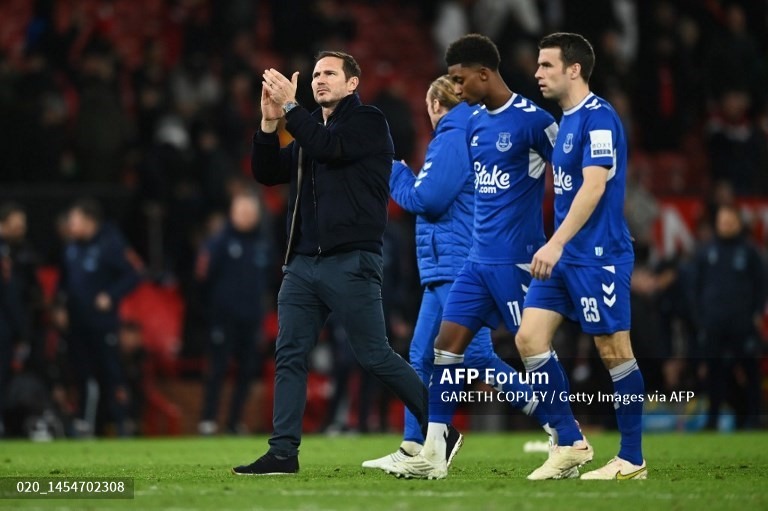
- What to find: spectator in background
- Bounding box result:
[171,51,222,124]
[132,40,172,152]
[196,191,272,435]
[472,0,541,43]
[691,205,765,430]
[0,207,26,436]
[372,69,417,163]
[705,3,765,106]
[706,89,768,195]
[211,1,258,51]
[310,0,358,51]
[634,5,686,152]
[54,199,141,436]
[73,42,133,183]
[3,50,68,182]
[624,163,659,247]
[0,203,43,348]
[215,69,255,166]
[117,321,146,436]
[432,0,472,61]
[191,122,238,215]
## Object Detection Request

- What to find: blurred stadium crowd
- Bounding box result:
[0,0,766,438]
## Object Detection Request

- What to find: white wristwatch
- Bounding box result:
[282,101,299,115]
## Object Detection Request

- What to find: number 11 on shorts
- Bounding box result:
[507,301,521,327]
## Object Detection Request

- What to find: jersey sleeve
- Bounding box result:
[530,111,558,163]
[581,109,618,169]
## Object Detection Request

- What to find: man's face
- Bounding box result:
[535,48,569,101]
[67,209,97,241]
[447,64,485,105]
[312,56,357,108]
[0,211,26,244]
[230,196,260,232]
[716,208,742,239]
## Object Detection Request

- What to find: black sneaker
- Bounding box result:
[231,453,299,475]
[445,425,464,468]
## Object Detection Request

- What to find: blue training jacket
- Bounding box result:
[60,222,141,331]
[390,102,475,285]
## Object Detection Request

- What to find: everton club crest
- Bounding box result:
[563,133,574,154]
[496,132,512,152]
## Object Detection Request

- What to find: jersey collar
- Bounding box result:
[562,92,594,116]
[486,93,517,115]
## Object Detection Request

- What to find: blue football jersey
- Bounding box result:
[551,93,634,265]
[467,94,558,264]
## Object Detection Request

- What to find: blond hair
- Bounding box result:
[428,75,461,110]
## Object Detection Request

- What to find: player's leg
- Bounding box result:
[516,272,583,447]
[572,263,646,480]
[387,264,491,479]
[579,330,646,479]
[464,264,548,424]
[362,285,442,469]
[485,264,553,424]
[385,319,471,479]
[517,267,592,480]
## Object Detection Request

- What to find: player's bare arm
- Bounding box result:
[531,165,607,280]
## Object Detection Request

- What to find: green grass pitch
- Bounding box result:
[0,432,766,510]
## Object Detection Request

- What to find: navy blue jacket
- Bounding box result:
[0,236,25,341]
[389,102,475,285]
[692,235,766,331]
[198,222,272,322]
[60,223,141,331]
[251,93,394,258]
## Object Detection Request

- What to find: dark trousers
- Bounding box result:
[67,324,125,431]
[0,321,12,430]
[201,317,261,429]
[268,251,428,456]
[701,323,762,429]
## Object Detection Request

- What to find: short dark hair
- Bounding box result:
[445,34,501,71]
[539,32,595,82]
[315,51,361,81]
[0,201,25,222]
[70,198,103,224]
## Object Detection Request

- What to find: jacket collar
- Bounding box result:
[435,101,472,135]
[311,93,361,123]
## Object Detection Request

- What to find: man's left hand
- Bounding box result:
[531,240,564,280]
[263,68,299,109]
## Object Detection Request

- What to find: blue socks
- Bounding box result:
[484,355,547,425]
[611,359,644,465]
[428,349,464,423]
[522,351,582,446]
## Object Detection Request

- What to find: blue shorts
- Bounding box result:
[442,261,531,333]
[524,262,632,335]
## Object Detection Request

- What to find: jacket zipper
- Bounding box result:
[312,162,321,255]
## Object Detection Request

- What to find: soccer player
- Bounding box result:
[387,34,560,480]
[363,74,551,472]
[517,32,646,480]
